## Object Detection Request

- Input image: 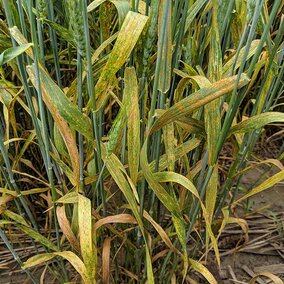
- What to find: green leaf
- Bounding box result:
[50,153,77,187]
[140,134,189,275]
[184,0,207,35]
[137,138,200,181]
[140,140,182,215]
[154,172,199,198]
[158,0,172,93]
[0,44,33,66]
[172,214,188,279]
[26,65,93,140]
[109,0,130,26]
[154,171,220,266]
[27,65,81,186]
[106,106,127,157]
[101,144,154,283]
[43,19,77,47]
[17,225,59,252]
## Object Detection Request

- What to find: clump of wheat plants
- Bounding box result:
[0,0,283,283]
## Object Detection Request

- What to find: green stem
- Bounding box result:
[82,0,106,215]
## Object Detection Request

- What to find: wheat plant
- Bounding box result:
[0,0,283,283]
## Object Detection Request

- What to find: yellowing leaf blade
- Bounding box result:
[125,67,140,185]
[229,112,284,135]
[189,258,217,284]
[234,170,284,204]
[95,11,148,109]
[151,74,250,133]
[23,253,55,269]
[17,225,58,252]
[57,206,80,252]
[54,251,89,283]
[78,194,96,281]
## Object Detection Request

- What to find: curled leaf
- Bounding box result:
[0,44,33,66]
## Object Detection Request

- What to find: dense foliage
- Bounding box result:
[0,0,283,283]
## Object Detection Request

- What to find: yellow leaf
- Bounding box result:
[27,66,80,188]
[233,170,284,205]
[54,251,89,284]
[125,67,140,185]
[23,253,55,268]
[93,213,137,232]
[78,195,96,282]
[151,74,250,133]
[205,165,218,224]
[57,206,80,252]
[189,258,217,284]
[95,11,148,109]
[248,272,283,284]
